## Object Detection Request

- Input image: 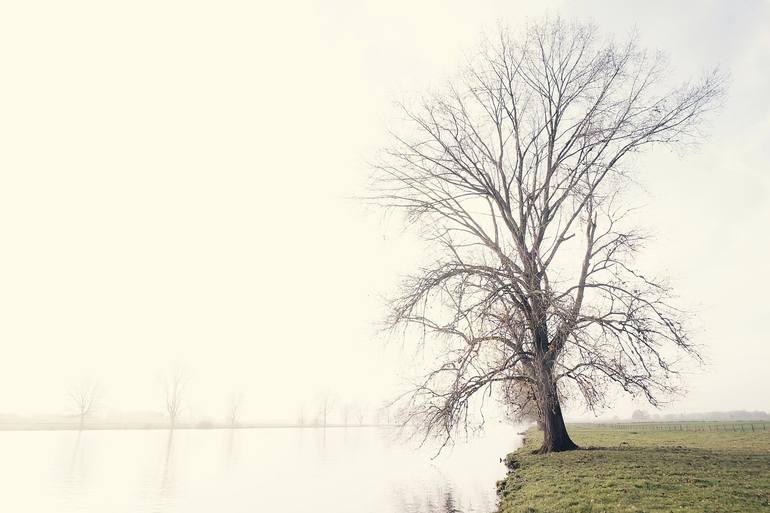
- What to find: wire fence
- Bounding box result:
[579,421,770,432]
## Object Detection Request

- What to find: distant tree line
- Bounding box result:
[630,410,770,422]
[46,373,391,431]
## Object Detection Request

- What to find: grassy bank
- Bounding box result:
[497,422,770,513]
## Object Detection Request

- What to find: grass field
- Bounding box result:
[496,422,770,513]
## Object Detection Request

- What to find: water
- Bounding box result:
[0,425,522,513]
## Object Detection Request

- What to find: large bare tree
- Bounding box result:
[373,19,724,452]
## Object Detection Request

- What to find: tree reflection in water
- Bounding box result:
[393,485,470,513]
[441,491,461,513]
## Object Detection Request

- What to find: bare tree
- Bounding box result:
[372,19,724,452]
[340,401,352,426]
[354,403,367,426]
[228,391,244,428]
[68,379,99,430]
[378,401,393,426]
[161,367,185,429]
[318,393,335,427]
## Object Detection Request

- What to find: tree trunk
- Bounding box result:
[535,379,578,453]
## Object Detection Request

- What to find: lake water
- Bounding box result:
[0,425,522,513]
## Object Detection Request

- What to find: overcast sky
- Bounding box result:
[0,0,768,422]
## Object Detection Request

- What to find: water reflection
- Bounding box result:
[149,429,177,513]
[0,425,521,513]
[160,430,175,495]
[442,491,460,513]
[223,428,238,469]
[64,430,88,492]
[392,484,479,513]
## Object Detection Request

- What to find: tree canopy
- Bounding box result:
[373,18,725,452]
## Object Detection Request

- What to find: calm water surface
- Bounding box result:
[0,425,522,512]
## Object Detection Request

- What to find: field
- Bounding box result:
[496,422,770,513]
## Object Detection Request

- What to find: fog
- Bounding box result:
[0,0,768,426]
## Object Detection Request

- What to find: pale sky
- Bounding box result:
[0,0,768,422]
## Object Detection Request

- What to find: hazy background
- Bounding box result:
[0,0,768,423]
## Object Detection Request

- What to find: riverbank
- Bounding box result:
[496,422,770,513]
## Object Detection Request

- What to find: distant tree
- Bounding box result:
[68,379,100,430]
[378,401,393,425]
[228,391,244,428]
[631,409,651,421]
[355,403,367,426]
[318,393,335,427]
[372,18,724,452]
[161,367,186,429]
[340,402,352,426]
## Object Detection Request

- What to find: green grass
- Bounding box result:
[497,423,770,513]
